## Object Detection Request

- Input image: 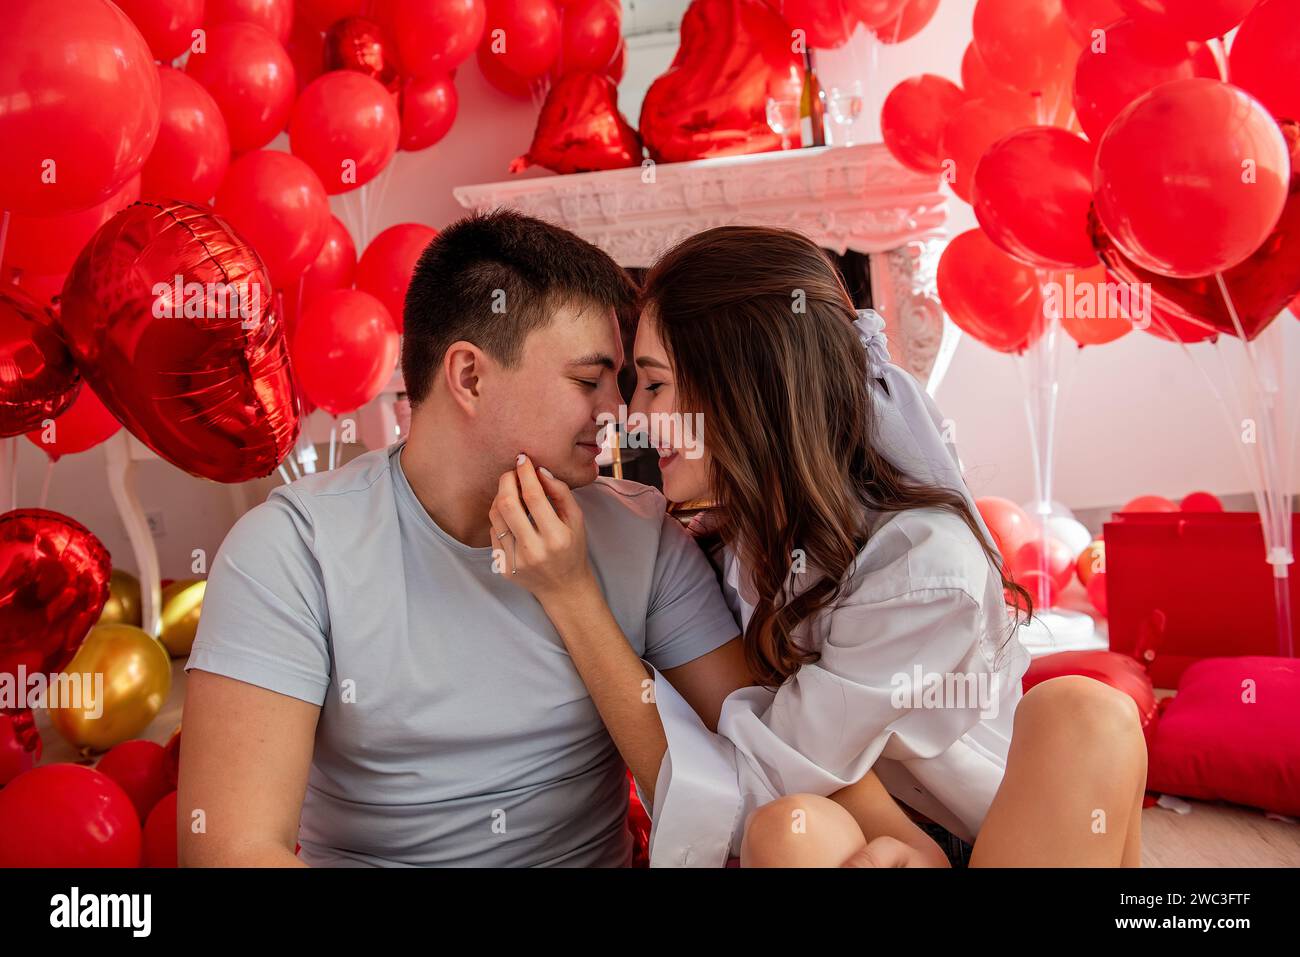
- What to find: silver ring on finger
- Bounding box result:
[497,529,511,540]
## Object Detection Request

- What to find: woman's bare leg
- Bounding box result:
[739,794,868,867]
[969,675,1148,867]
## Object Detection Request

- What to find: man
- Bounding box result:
[179,209,749,867]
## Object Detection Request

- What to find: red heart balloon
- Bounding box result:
[639,0,803,164]
[0,285,81,438]
[1089,121,1300,341]
[511,72,642,174]
[0,508,111,688]
[57,201,300,482]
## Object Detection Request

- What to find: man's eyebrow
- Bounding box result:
[566,353,619,371]
[635,356,670,370]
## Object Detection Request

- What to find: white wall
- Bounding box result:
[16,0,1297,581]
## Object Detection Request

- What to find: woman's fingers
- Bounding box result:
[513,455,566,537]
[488,506,516,574]
[534,462,582,527]
[495,469,542,554]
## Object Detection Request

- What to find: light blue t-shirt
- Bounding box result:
[185,440,740,867]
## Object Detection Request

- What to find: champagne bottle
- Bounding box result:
[799,49,827,148]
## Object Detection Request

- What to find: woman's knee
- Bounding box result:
[1016,676,1147,771]
[741,793,863,867]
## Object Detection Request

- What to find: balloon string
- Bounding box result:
[38,457,52,510]
[278,464,294,485]
[328,418,338,470]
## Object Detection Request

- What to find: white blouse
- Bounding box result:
[639,505,1033,866]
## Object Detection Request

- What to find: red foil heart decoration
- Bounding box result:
[0,508,111,691]
[325,16,402,96]
[639,0,803,163]
[1090,119,1300,341]
[0,285,81,438]
[511,72,643,174]
[57,200,300,482]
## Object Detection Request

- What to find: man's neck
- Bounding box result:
[399,420,498,549]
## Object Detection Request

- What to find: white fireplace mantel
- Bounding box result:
[453,143,949,268]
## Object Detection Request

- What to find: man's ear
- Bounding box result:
[443,341,489,416]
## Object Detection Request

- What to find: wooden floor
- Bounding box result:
[33,659,1300,867]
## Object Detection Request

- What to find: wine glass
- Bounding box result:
[766,96,800,150]
[827,82,865,147]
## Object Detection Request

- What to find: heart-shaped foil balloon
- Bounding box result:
[0,285,81,438]
[639,0,803,163]
[1091,119,1300,342]
[57,200,300,482]
[0,508,111,689]
[511,72,643,175]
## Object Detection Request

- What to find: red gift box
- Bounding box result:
[1103,511,1300,688]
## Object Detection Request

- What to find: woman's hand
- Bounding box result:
[489,454,595,606]
[840,835,950,868]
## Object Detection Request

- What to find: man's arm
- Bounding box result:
[178,670,320,867]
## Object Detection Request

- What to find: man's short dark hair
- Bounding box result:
[401,208,639,405]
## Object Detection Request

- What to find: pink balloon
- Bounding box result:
[115,0,206,60]
[1094,78,1291,278]
[289,71,400,195]
[185,21,297,152]
[356,224,439,333]
[213,150,330,288]
[292,289,399,415]
[141,66,231,205]
[0,0,161,216]
[973,126,1097,269]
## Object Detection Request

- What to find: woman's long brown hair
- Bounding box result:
[641,226,1032,688]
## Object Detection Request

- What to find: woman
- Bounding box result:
[489,225,1147,867]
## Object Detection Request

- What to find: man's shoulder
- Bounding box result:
[573,476,670,526]
[280,444,397,503]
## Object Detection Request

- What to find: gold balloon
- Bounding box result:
[47,623,172,755]
[1076,539,1106,586]
[98,569,143,627]
[159,579,206,657]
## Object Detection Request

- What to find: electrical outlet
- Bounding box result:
[145,511,166,537]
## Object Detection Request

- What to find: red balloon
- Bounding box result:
[95,740,172,822]
[1230,0,1300,127]
[477,42,540,98]
[185,21,297,152]
[960,41,1079,130]
[0,764,141,867]
[1014,568,1061,608]
[376,0,487,76]
[141,67,231,205]
[607,38,626,84]
[1122,494,1179,511]
[1142,304,1220,343]
[940,96,1039,203]
[58,200,301,482]
[0,287,80,438]
[0,0,160,216]
[205,0,295,43]
[285,12,328,95]
[1094,79,1291,279]
[512,72,643,174]
[325,16,401,94]
[1022,650,1157,738]
[161,726,181,789]
[973,0,1081,94]
[2,176,141,280]
[778,0,856,50]
[640,0,803,164]
[1117,0,1256,42]
[143,790,179,867]
[478,0,562,81]
[848,0,907,28]
[299,0,365,29]
[214,150,330,287]
[1090,123,1300,341]
[0,509,111,682]
[115,0,206,60]
[1085,570,1108,616]
[0,711,41,788]
[976,496,1036,558]
[289,71,401,195]
[973,126,1097,269]
[937,229,1048,354]
[1181,490,1224,511]
[873,0,941,43]
[881,75,966,174]
[25,382,122,461]
[400,74,460,151]
[300,216,358,307]
[559,0,623,75]
[292,289,399,416]
[356,224,438,333]
[1073,17,1220,143]
[1013,537,1076,590]
[1055,263,1134,346]
[1061,0,1125,44]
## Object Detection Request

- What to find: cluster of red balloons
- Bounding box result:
[0,731,182,867]
[777,0,940,50]
[477,0,625,98]
[885,0,1299,354]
